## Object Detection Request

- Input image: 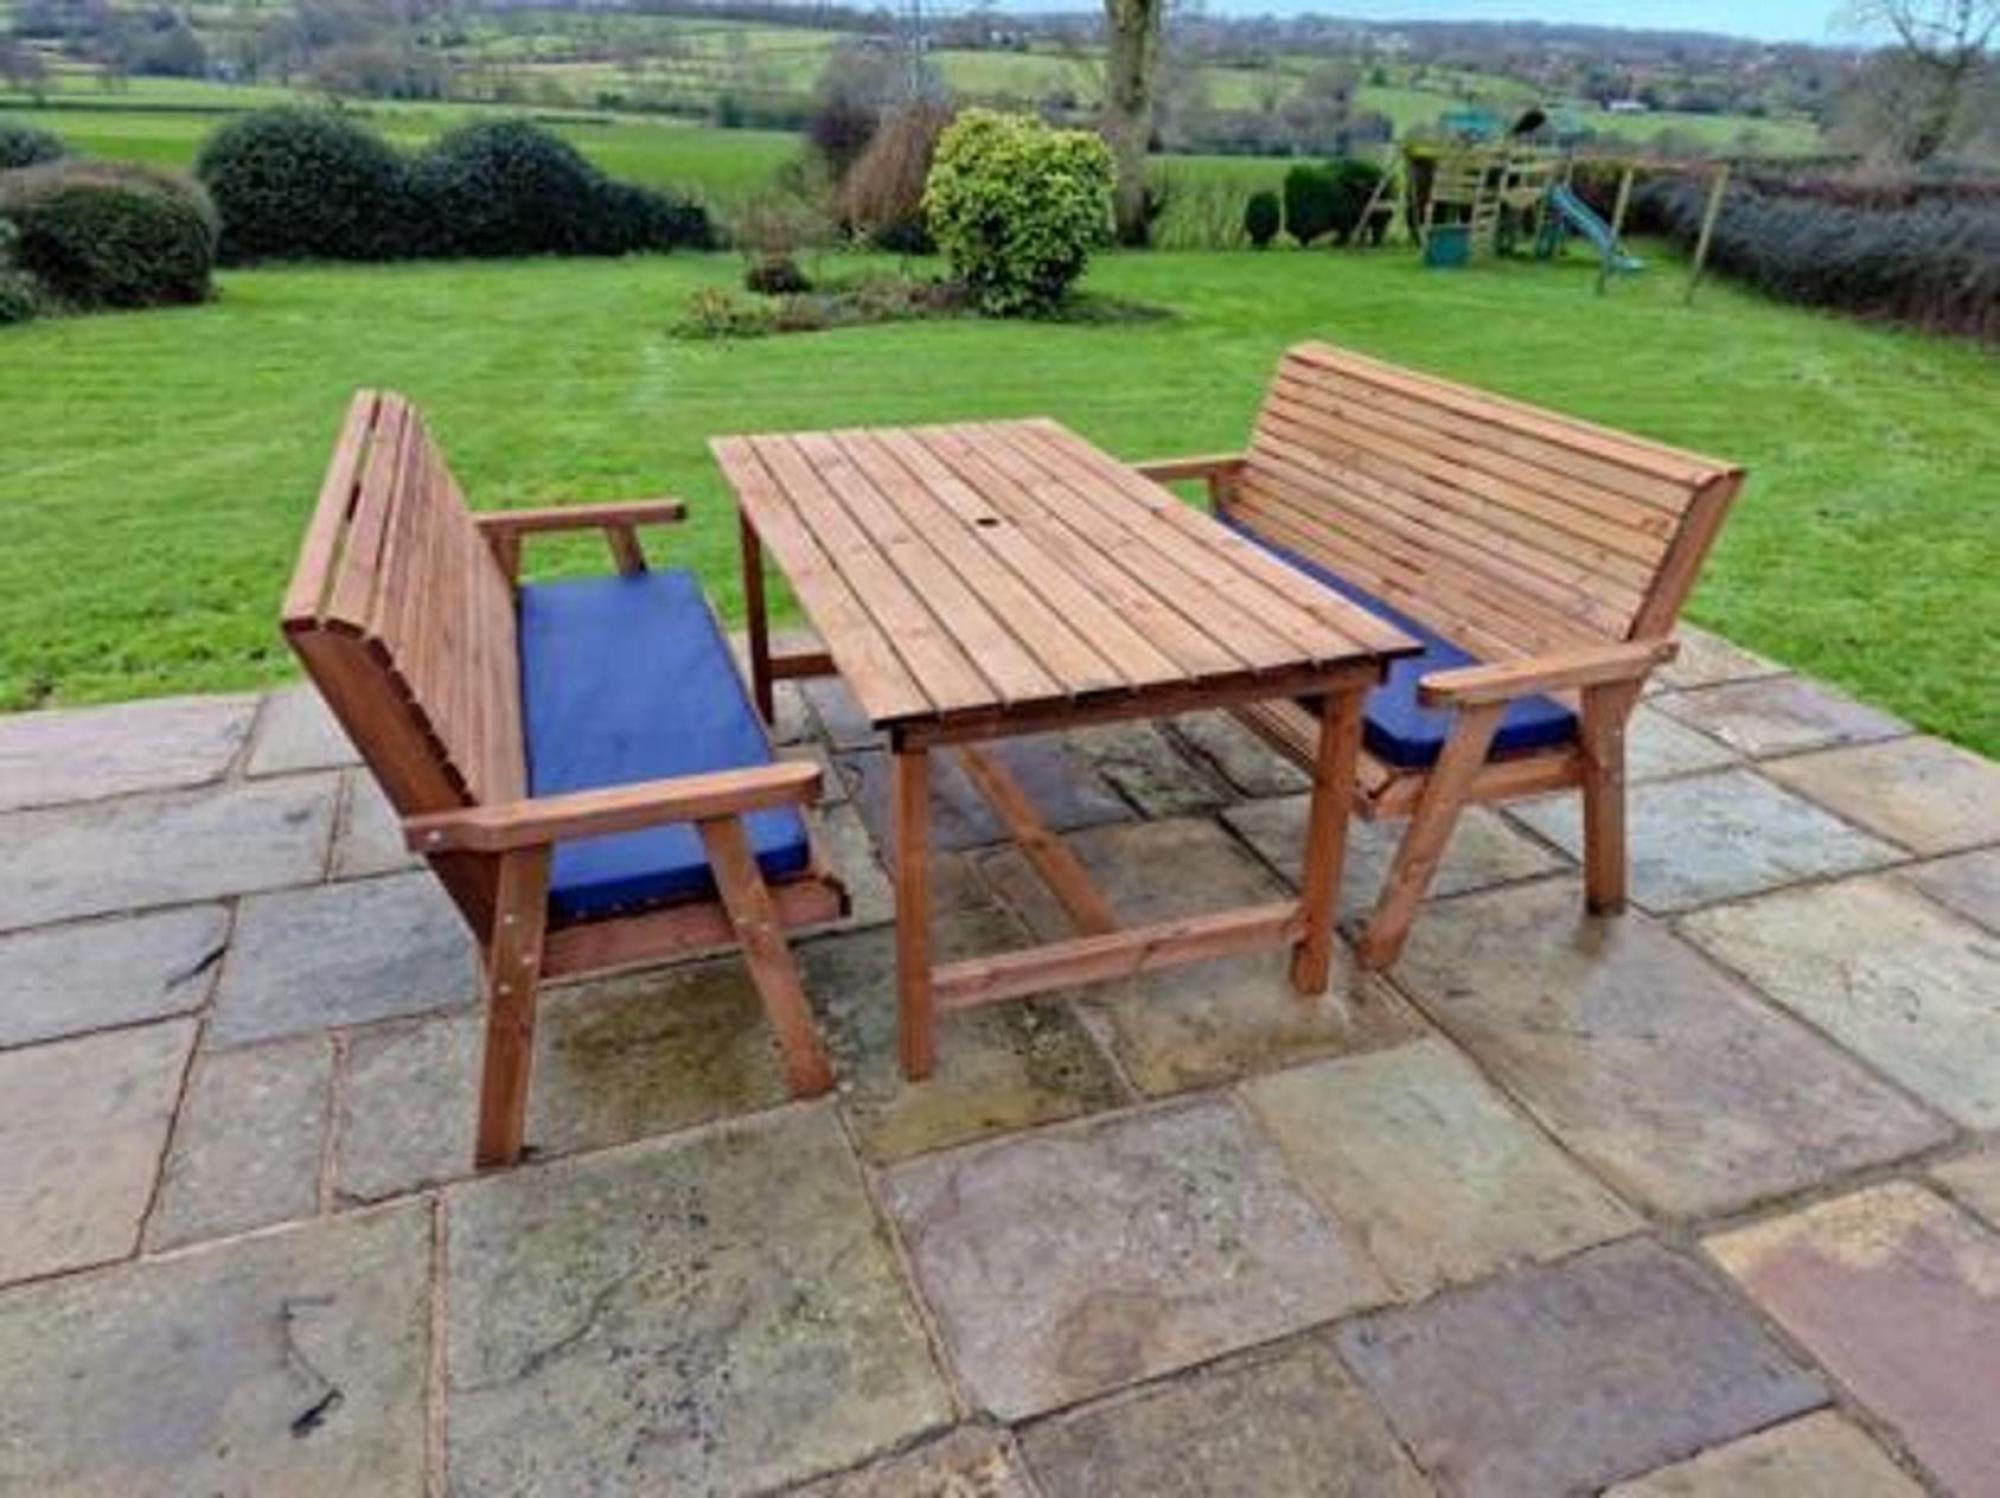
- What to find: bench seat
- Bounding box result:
[520,569,811,921]
[1224,519,1578,768]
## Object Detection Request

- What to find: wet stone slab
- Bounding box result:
[1223,797,1566,920]
[331,771,420,880]
[1338,1238,1826,1498]
[148,1036,331,1251]
[1604,1412,1924,1497]
[1652,676,1908,759]
[983,818,1424,1094]
[1654,624,1786,692]
[1018,1335,1429,1498]
[1061,721,1227,819]
[1508,768,1899,914]
[446,1105,949,1496]
[1901,848,2000,932]
[1166,709,1312,797]
[0,692,258,813]
[209,871,478,1047]
[0,903,228,1048]
[840,738,1131,859]
[800,910,1124,1164]
[1707,1183,2000,1498]
[0,1018,195,1285]
[245,684,359,777]
[1766,736,2000,856]
[790,1425,1035,1498]
[0,1202,431,1496]
[883,1097,1389,1421]
[1243,1037,1638,1299]
[0,774,338,933]
[1682,876,2000,1128]
[1389,880,1949,1218]
[336,956,796,1201]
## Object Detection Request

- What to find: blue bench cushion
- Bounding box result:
[519,570,811,921]
[1224,519,1578,769]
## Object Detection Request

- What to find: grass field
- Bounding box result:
[1,248,1992,753]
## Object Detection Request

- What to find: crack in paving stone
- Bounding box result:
[279,1294,343,1439]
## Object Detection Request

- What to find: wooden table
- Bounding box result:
[713,418,1417,1079]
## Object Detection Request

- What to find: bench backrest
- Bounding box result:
[1234,342,1743,666]
[281,391,525,819]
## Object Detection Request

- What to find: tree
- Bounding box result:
[1843,0,2000,159]
[1101,0,1164,244]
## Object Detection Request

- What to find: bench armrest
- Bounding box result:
[1129,453,1246,485]
[403,760,822,855]
[474,499,686,537]
[1418,640,1678,708]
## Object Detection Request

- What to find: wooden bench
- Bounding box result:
[1137,342,1744,967]
[282,391,845,1169]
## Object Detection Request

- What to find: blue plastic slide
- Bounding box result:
[1548,183,1643,273]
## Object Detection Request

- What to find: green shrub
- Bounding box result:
[411,119,710,258]
[0,119,65,171]
[0,161,214,310]
[196,108,411,263]
[923,109,1113,316]
[0,220,39,325]
[1282,163,1339,246]
[745,253,811,294]
[1327,158,1387,244]
[1243,188,1280,249]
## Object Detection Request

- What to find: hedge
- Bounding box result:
[195,108,411,264]
[0,160,215,310]
[1637,177,2000,342]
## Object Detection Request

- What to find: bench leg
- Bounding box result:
[1579,684,1631,915]
[1290,686,1365,995]
[1357,701,1505,971]
[475,847,551,1170]
[698,816,835,1096]
[894,746,935,1081]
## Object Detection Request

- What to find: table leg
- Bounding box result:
[1290,687,1365,995]
[894,745,935,1079]
[739,511,775,724]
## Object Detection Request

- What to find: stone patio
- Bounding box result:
[1,622,1995,1496]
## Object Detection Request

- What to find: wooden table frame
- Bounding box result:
[717,420,1414,1080]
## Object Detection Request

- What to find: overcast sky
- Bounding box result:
[1188,1,1861,44]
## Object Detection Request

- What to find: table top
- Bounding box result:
[712,417,1417,732]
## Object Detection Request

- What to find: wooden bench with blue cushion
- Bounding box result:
[283,391,845,1169]
[1136,342,1744,967]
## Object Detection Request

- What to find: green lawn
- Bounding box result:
[1,249,1992,754]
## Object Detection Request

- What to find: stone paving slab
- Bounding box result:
[148,1035,330,1251]
[331,771,420,880]
[1654,676,1907,758]
[245,684,359,777]
[1390,881,1950,1218]
[0,903,228,1048]
[1654,624,1786,691]
[1222,797,1567,920]
[0,773,338,932]
[336,957,798,1201]
[209,871,478,1047]
[1707,1182,2000,1497]
[1932,1147,2000,1232]
[789,1425,1035,1497]
[446,1105,949,1496]
[0,692,258,813]
[1508,768,1900,914]
[818,800,896,927]
[1626,702,1741,783]
[1338,1238,1827,1498]
[1017,1335,1430,1498]
[1242,1038,1638,1299]
[1682,875,2000,1129]
[841,739,1132,859]
[1604,1411,1924,1497]
[1062,721,1228,819]
[1167,709,1312,797]
[1766,736,2000,856]
[883,1097,1389,1421]
[799,910,1124,1164]
[984,818,1425,1094]
[1901,847,2000,932]
[0,1018,195,1285]
[0,1201,431,1496]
